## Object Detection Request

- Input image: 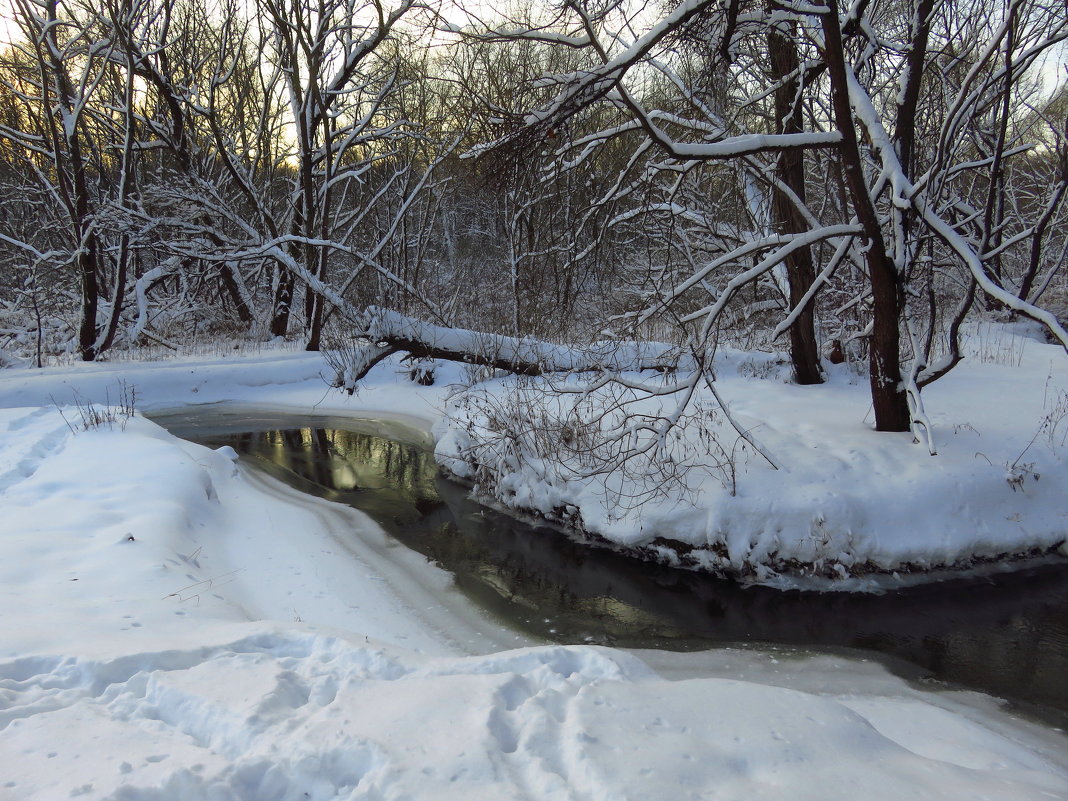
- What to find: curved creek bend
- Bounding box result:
[152,407,1068,727]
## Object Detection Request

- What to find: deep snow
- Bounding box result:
[1,333,1067,799]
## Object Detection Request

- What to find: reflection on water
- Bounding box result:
[153,409,1068,726]
[237,426,442,526]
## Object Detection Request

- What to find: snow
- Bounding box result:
[350,306,688,378]
[669,131,844,158]
[1,332,1067,799]
[434,323,1068,587]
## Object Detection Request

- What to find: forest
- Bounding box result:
[5,6,1068,794]
[0,0,1065,439]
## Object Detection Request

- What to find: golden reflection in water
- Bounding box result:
[247,427,441,505]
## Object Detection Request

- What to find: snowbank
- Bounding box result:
[0,323,1064,588]
[1,355,1067,799]
[434,323,1068,588]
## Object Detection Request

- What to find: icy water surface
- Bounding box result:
[153,407,1068,727]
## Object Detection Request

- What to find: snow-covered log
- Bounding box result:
[329,307,687,391]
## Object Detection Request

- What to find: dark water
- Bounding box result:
[153,408,1068,727]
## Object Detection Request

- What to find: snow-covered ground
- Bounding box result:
[434,322,1068,587]
[1,332,1067,799]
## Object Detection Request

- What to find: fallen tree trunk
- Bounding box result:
[327,307,687,392]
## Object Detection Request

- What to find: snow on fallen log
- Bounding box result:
[329,306,690,391]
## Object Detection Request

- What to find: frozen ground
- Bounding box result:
[1,332,1067,799]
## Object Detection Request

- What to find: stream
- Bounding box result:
[152,406,1068,728]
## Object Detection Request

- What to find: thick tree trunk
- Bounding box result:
[219,263,253,324]
[40,0,100,361]
[270,269,295,337]
[76,238,100,361]
[305,293,324,351]
[768,20,823,385]
[820,0,910,431]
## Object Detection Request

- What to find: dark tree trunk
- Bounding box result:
[820,0,910,431]
[893,0,935,183]
[96,239,130,355]
[219,263,253,324]
[270,269,295,337]
[768,19,823,385]
[44,2,100,362]
[980,8,1017,311]
[306,293,324,351]
[76,237,100,361]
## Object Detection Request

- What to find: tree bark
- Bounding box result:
[219,263,253,324]
[270,269,295,337]
[820,0,910,431]
[76,235,101,361]
[39,0,100,361]
[768,18,823,385]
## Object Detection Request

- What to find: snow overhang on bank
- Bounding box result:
[432,325,1068,590]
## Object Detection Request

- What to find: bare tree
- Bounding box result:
[1,0,115,360]
[450,0,1067,436]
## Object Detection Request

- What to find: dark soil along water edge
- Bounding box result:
[151,407,1068,728]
